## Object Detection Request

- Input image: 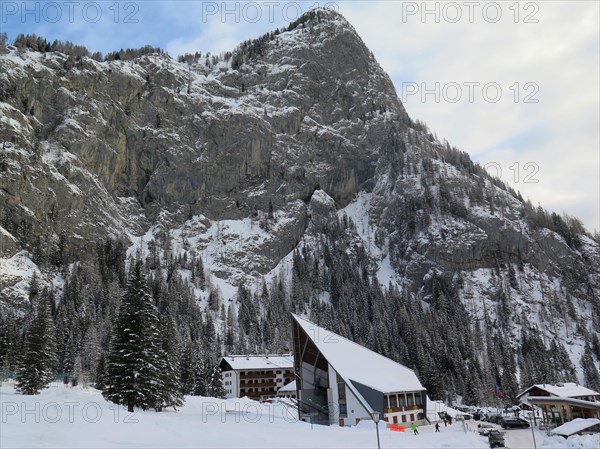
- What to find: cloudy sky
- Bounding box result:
[2,1,599,231]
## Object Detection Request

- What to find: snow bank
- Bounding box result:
[540,434,600,449]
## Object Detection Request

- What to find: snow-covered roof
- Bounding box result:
[278,380,297,392]
[292,314,424,394]
[221,354,293,371]
[551,418,600,437]
[520,383,600,399]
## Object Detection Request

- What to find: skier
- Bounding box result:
[411,422,419,435]
[435,422,440,432]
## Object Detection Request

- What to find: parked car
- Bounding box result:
[478,423,494,436]
[501,417,530,429]
[488,430,505,448]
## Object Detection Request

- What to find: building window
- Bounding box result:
[337,382,346,402]
[402,415,407,423]
[399,394,406,407]
[415,394,422,406]
[407,394,414,406]
[390,395,398,408]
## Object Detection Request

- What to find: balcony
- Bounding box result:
[240,381,277,388]
[384,405,422,413]
[239,373,276,380]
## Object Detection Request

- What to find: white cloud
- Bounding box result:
[342,0,599,231]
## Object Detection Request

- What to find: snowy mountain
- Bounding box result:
[1,9,599,404]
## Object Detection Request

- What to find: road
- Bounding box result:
[465,420,546,449]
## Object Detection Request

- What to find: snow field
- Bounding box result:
[1,383,489,448]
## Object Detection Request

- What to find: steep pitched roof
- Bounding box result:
[221,354,293,370]
[292,314,424,394]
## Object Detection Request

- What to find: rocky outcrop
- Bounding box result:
[309,190,337,232]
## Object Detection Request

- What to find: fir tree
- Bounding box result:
[192,353,209,396]
[207,365,226,399]
[15,296,57,394]
[95,353,107,390]
[179,343,196,395]
[581,344,600,391]
[157,312,185,410]
[103,262,165,412]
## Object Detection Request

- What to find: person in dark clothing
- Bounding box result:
[435,422,440,432]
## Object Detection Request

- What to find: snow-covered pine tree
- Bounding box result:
[581,343,600,391]
[0,310,20,379]
[179,342,197,395]
[157,312,184,410]
[207,365,226,399]
[15,294,57,394]
[95,353,107,390]
[103,261,165,412]
[237,285,260,349]
[192,352,209,396]
[81,321,101,384]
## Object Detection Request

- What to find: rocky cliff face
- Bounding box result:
[1,10,407,265]
[1,9,599,397]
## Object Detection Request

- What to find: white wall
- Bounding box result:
[344,387,371,426]
[327,363,371,426]
[222,370,238,399]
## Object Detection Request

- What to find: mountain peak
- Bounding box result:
[287,7,350,30]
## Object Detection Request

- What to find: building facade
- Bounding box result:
[292,314,427,427]
[219,354,294,401]
[517,383,600,424]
